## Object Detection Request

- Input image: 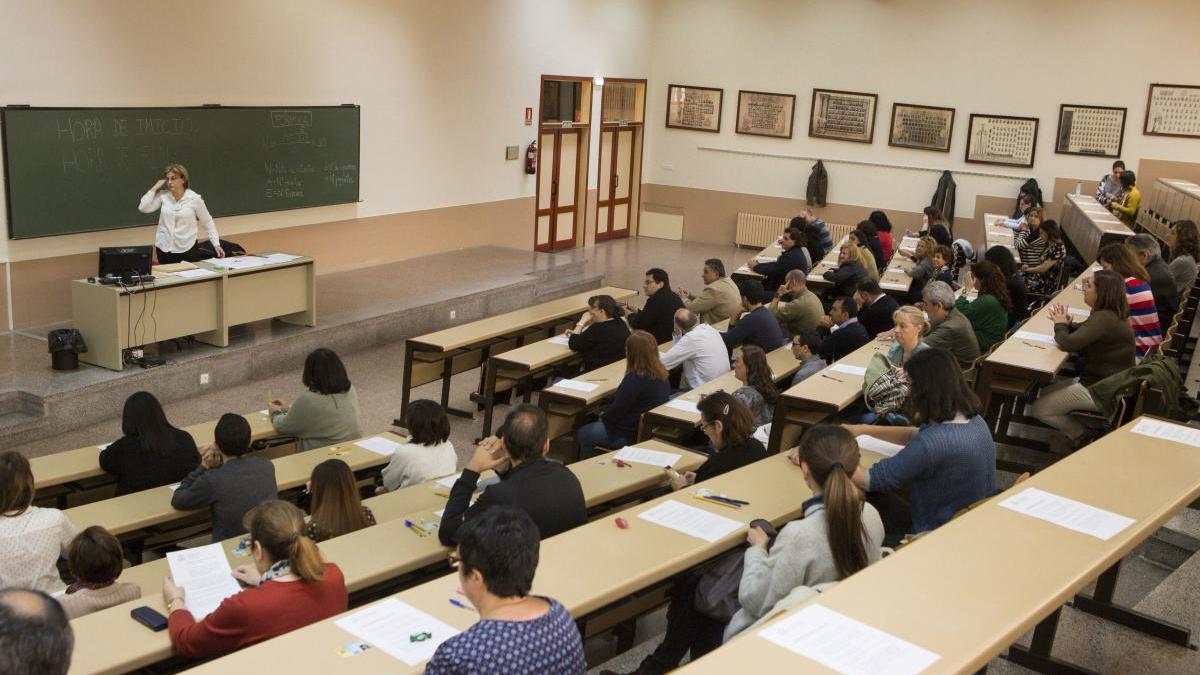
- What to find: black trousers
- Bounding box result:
[638,572,726,674]
[155,244,204,264]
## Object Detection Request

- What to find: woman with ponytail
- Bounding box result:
[163,500,348,658]
[724,425,884,639]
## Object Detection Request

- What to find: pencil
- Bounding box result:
[1021,341,1047,350]
[694,494,742,510]
[821,373,844,383]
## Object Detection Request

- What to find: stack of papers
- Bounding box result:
[335,598,459,666]
[637,500,743,542]
[356,436,402,456]
[613,446,682,467]
[166,544,242,620]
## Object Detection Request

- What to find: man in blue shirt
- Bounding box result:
[721,279,786,353]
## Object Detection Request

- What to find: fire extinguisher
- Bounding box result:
[525,141,538,175]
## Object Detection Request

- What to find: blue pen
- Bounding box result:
[404,520,428,537]
[449,598,472,610]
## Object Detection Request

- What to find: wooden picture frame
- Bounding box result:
[809,88,878,144]
[1055,104,1126,157]
[965,113,1039,168]
[888,102,955,152]
[665,84,723,133]
[735,90,796,139]
[1144,83,1200,139]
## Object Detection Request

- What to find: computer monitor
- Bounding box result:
[98,246,152,282]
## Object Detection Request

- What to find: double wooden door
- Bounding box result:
[595,127,635,242]
[535,128,582,252]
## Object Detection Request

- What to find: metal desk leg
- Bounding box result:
[400,342,416,421]
[767,401,787,455]
[1072,560,1193,647]
[480,358,500,439]
[1006,607,1098,675]
[440,354,474,419]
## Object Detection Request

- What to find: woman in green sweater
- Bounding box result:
[954,261,1011,352]
[269,348,362,451]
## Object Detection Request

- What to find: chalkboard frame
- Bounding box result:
[1,104,361,240]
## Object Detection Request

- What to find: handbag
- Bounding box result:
[862,351,910,415]
[694,522,778,622]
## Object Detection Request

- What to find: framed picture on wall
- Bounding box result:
[809,88,877,143]
[735,90,796,139]
[888,102,955,152]
[1144,83,1200,138]
[1055,104,1126,157]
[965,113,1039,168]
[665,84,723,133]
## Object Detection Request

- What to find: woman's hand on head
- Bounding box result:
[152,178,166,191]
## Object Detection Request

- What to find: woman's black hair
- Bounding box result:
[404,399,451,446]
[457,505,540,598]
[1120,170,1136,189]
[868,210,893,233]
[902,348,979,424]
[121,391,177,455]
[302,348,352,395]
[856,219,878,239]
[588,294,625,319]
[928,223,952,248]
[984,244,1019,278]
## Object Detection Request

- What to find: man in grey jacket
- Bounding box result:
[922,281,980,369]
[171,413,277,542]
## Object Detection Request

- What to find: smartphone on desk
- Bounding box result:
[131,606,169,632]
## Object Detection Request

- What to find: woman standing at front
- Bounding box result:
[138,163,224,263]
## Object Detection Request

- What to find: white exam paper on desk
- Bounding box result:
[547,335,570,346]
[638,499,742,542]
[665,399,700,414]
[170,268,219,279]
[356,436,402,456]
[554,379,599,393]
[613,446,682,467]
[1131,417,1200,447]
[1013,331,1057,345]
[261,253,301,264]
[855,434,904,458]
[166,544,242,620]
[999,487,1134,541]
[335,598,459,666]
[829,364,868,377]
[759,604,940,675]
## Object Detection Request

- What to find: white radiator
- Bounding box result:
[735,213,791,247]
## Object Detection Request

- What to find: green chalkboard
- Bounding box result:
[1,106,360,239]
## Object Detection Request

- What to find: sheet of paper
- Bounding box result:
[356,436,402,456]
[759,604,941,675]
[171,268,219,279]
[168,483,180,492]
[1067,307,1091,319]
[97,443,110,451]
[334,598,459,666]
[166,544,242,620]
[261,253,301,264]
[665,398,700,414]
[546,335,570,346]
[257,409,269,415]
[755,256,776,263]
[855,434,904,458]
[637,499,742,542]
[1013,330,1057,345]
[737,265,752,273]
[807,273,826,282]
[829,364,868,377]
[435,473,463,489]
[999,487,1135,541]
[880,281,908,291]
[433,509,445,518]
[613,446,682,468]
[990,229,1013,238]
[554,379,599,393]
[1130,417,1200,447]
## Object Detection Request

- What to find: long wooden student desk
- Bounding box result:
[637,344,801,443]
[72,253,315,371]
[731,240,783,282]
[804,235,849,291]
[766,338,885,453]
[31,411,280,504]
[1059,192,1132,263]
[878,240,915,296]
[477,335,583,438]
[983,212,1019,255]
[62,432,405,538]
[185,448,888,675]
[68,440,706,675]
[676,417,1200,675]
[399,286,636,420]
[1141,177,1200,243]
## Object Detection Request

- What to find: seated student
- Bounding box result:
[922,281,980,369]
[1168,219,1200,297]
[677,258,742,325]
[440,405,586,544]
[1032,271,1136,450]
[425,507,585,675]
[854,278,899,338]
[984,245,1029,325]
[1128,234,1179,329]
[1015,210,1067,297]
[796,209,833,263]
[768,269,824,336]
[628,268,685,344]
[0,452,76,593]
[790,327,828,386]
[100,391,199,496]
[171,414,278,542]
[721,279,786,352]
[747,226,810,299]
[904,236,938,303]
[885,306,931,366]
[724,425,885,640]
[954,261,1012,353]
[869,210,895,263]
[932,244,956,288]
[566,294,632,371]
[380,399,456,491]
[660,309,730,390]
[58,526,141,619]
[822,243,868,299]
[164,500,347,659]
[305,459,376,543]
[1098,243,1163,358]
[848,228,880,281]
[846,348,997,543]
[1107,170,1141,228]
[577,331,670,458]
[907,206,952,243]
[817,296,870,363]
[0,588,74,675]
[1096,160,1125,206]
[856,219,886,271]
[731,345,779,427]
[269,348,362,452]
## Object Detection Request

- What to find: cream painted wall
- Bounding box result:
[0,0,652,262]
[643,0,1200,220]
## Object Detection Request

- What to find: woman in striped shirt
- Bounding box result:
[1098,243,1162,358]
[1015,209,1067,297]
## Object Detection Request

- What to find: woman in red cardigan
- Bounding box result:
[162,500,348,658]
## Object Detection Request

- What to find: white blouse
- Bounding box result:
[138,188,220,253]
[0,507,77,593]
